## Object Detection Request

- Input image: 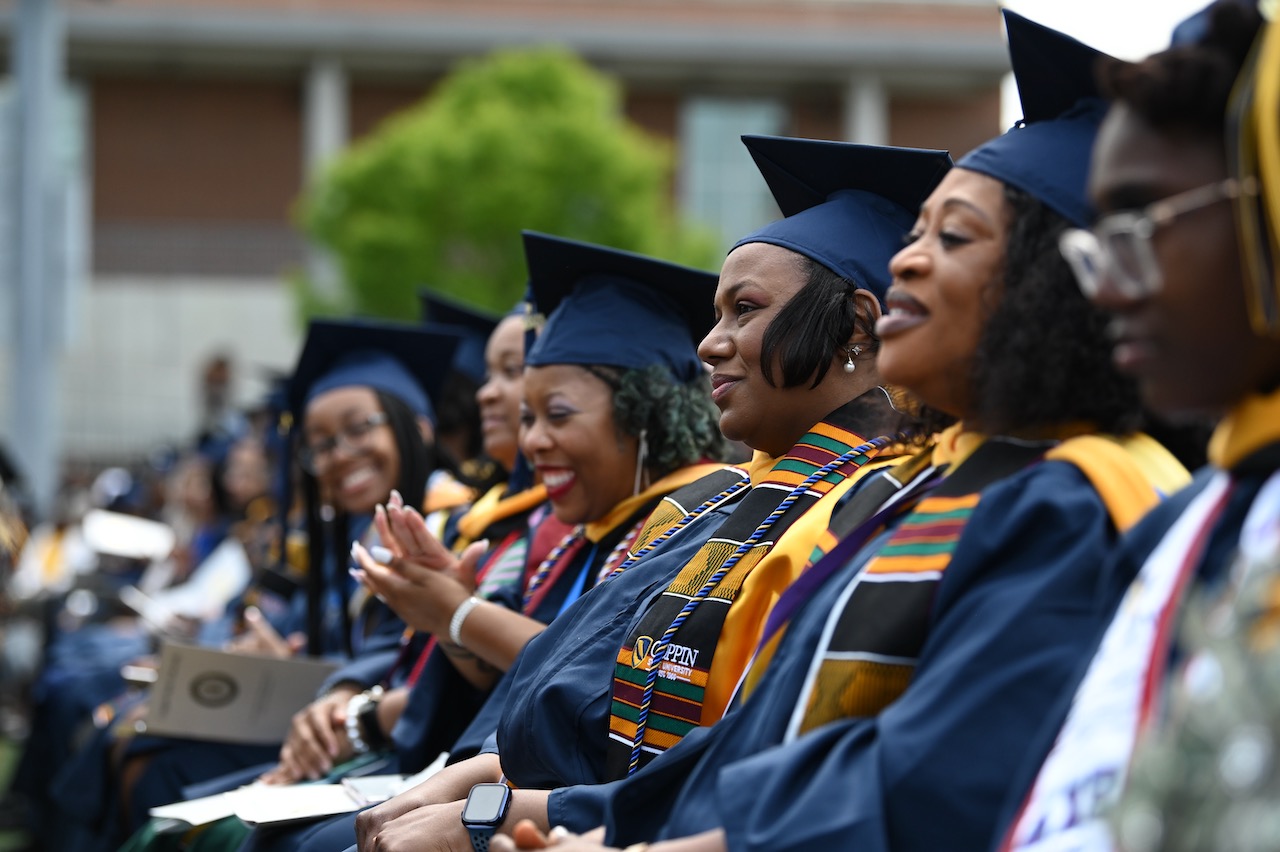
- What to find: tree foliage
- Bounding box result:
[297,47,720,319]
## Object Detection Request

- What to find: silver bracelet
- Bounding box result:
[449,595,483,648]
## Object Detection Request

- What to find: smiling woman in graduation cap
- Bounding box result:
[351,236,728,679]
[103,319,478,845]
[487,13,1197,852]
[351,139,952,852]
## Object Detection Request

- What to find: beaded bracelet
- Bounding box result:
[343,685,384,755]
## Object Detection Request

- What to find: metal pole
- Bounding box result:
[13,0,64,518]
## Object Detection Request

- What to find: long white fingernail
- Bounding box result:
[370,545,393,564]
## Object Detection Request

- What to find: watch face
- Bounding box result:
[462,783,511,824]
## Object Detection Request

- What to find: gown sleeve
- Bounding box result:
[706,461,1124,852]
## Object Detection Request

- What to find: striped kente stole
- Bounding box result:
[792,438,1051,735]
[605,418,888,778]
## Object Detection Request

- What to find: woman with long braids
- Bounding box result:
[486,13,1193,852]
[352,138,951,852]
[101,320,475,850]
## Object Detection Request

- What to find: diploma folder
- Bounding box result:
[143,641,339,745]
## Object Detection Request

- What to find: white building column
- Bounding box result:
[843,72,889,146]
[303,57,349,300]
[11,0,67,516]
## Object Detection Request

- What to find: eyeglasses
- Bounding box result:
[298,412,389,475]
[1058,177,1257,300]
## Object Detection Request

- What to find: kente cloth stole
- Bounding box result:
[737,450,939,704]
[604,421,885,778]
[790,439,1051,738]
[611,467,754,575]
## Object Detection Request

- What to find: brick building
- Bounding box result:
[0,0,1006,466]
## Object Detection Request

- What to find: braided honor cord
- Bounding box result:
[522,526,585,611]
[626,436,890,774]
[605,476,751,582]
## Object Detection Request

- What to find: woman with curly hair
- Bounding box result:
[483,14,1195,852]
[350,139,953,852]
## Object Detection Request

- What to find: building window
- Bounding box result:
[678,96,786,252]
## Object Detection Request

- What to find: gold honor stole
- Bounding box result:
[604,420,886,778]
[794,432,1187,735]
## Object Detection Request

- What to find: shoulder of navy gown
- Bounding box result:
[989,463,1265,849]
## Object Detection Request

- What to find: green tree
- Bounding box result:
[297,47,720,320]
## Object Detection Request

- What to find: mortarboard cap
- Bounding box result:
[288,318,463,426]
[956,10,1111,227]
[1171,0,1257,46]
[735,135,953,304]
[418,290,502,384]
[521,232,716,383]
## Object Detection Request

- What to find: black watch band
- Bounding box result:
[356,697,388,752]
[468,826,497,852]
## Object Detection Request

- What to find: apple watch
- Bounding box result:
[461,782,512,852]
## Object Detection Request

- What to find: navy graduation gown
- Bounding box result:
[494,496,737,789]
[988,462,1271,849]
[561,459,1133,851]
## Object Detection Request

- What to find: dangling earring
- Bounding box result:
[844,344,862,374]
[633,428,649,495]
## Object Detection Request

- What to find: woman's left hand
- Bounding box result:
[352,539,486,637]
[372,491,479,594]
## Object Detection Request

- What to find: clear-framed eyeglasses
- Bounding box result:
[1058,176,1258,301]
[298,411,389,475]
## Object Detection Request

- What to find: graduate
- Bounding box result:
[263,306,543,789]
[353,138,952,852]
[992,3,1278,850]
[223,303,571,852]
[104,319,473,849]
[489,13,1193,852]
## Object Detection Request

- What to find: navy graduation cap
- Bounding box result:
[1171,0,1257,46]
[288,318,463,426]
[736,135,953,304]
[418,290,501,384]
[957,10,1112,227]
[521,232,718,383]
